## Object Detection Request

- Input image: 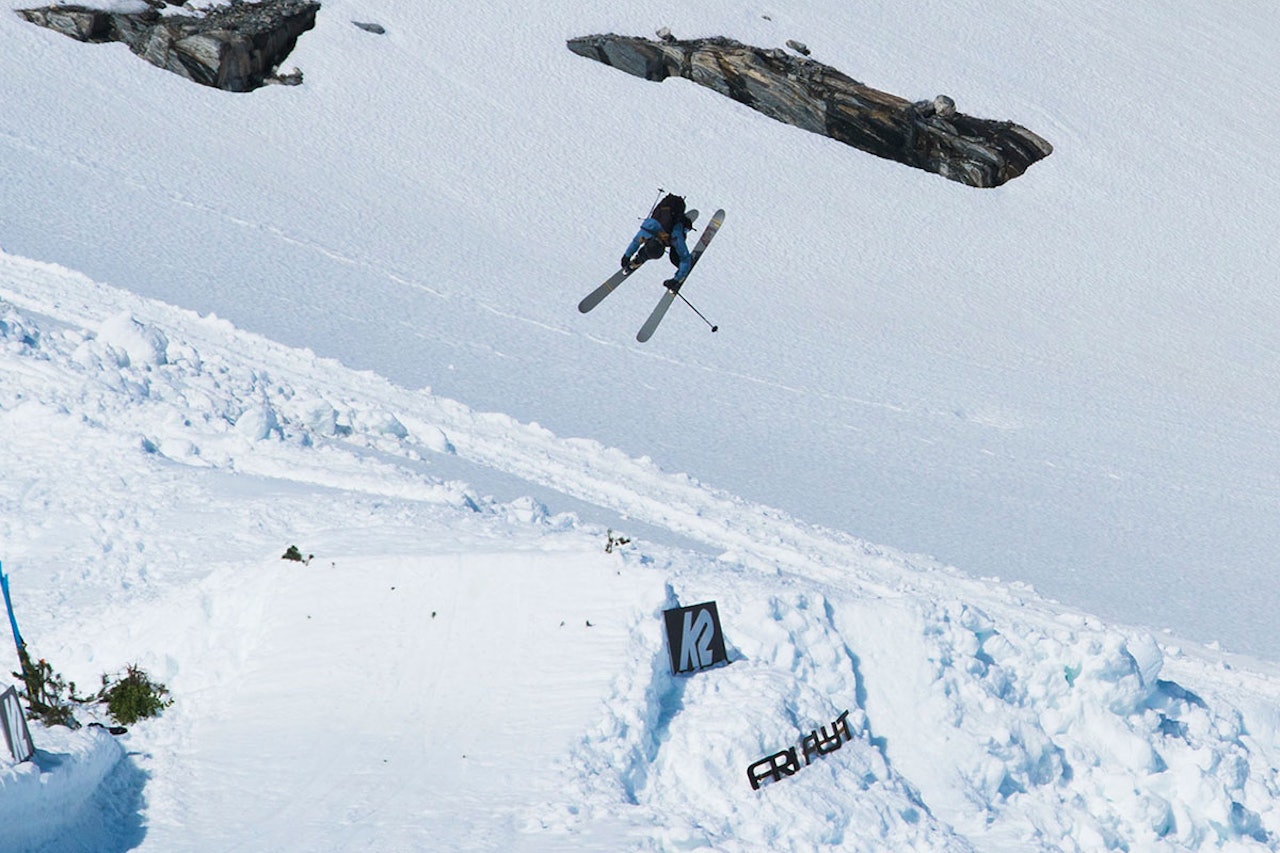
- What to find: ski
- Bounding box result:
[636,289,678,342]
[578,265,635,314]
[636,209,724,342]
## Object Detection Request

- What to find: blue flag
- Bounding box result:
[1,564,23,652]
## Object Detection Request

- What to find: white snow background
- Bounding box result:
[1,0,1279,850]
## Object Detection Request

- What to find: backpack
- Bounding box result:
[651,193,686,234]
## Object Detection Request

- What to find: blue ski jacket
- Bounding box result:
[624,217,692,282]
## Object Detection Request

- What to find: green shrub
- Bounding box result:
[100,664,171,725]
[13,645,79,728]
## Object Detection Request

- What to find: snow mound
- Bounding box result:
[545,574,1280,850]
[0,724,140,852]
[97,312,168,368]
[4,252,1280,849]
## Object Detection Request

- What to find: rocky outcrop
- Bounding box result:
[567,34,1052,188]
[16,0,319,92]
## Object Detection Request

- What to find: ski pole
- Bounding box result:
[645,187,664,219]
[677,293,718,333]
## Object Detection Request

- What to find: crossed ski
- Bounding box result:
[578,209,724,341]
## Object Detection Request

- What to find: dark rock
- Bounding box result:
[16,0,319,93]
[19,6,111,41]
[785,39,810,57]
[567,34,1052,188]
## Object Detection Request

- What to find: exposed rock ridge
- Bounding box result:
[17,0,319,92]
[567,34,1052,188]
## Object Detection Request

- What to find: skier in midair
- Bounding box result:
[620,193,696,293]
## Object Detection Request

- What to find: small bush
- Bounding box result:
[13,645,79,728]
[100,664,171,725]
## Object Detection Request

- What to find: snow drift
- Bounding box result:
[4,251,1280,850]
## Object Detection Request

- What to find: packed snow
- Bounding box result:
[2,0,1280,849]
[4,247,1280,850]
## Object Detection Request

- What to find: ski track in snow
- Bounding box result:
[5,252,1280,850]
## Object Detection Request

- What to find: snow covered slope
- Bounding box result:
[2,0,1278,660]
[3,0,1280,848]
[4,251,1280,850]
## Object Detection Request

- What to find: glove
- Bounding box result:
[621,254,632,271]
[664,278,682,293]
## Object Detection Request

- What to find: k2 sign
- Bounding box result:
[1,685,34,763]
[663,601,728,675]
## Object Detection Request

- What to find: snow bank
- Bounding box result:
[0,724,135,852]
[4,255,1280,850]
[546,575,1280,850]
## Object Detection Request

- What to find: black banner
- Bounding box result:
[748,709,852,790]
[663,601,728,675]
